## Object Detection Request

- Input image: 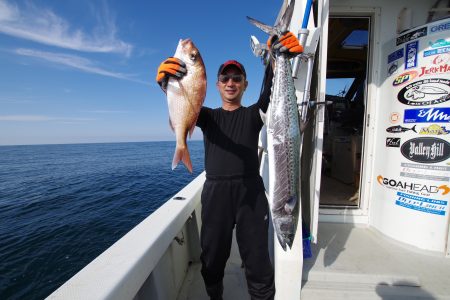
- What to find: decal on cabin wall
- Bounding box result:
[397,79,450,106]
[424,46,450,57]
[419,124,450,135]
[396,26,427,46]
[429,20,450,35]
[388,49,404,63]
[401,162,450,172]
[390,112,401,123]
[393,70,418,86]
[400,171,450,182]
[386,137,401,147]
[377,175,450,196]
[405,41,419,69]
[388,61,398,75]
[386,125,416,133]
[429,39,450,49]
[400,137,450,163]
[395,192,447,216]
[404,107,450,123]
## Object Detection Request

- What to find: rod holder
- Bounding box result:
[292,28,310,79]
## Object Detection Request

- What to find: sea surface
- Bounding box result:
[0,141,204,300]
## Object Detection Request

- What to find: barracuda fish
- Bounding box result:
[248,2,300,251]
[166,39,206,173]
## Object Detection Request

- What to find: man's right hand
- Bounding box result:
[156,57,187,92]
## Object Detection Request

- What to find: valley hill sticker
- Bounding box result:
[397,78,450,106]
[400,137,450,163]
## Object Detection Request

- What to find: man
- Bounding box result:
[156,32,302,300]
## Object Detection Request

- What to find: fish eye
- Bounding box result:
[190,52,197,61]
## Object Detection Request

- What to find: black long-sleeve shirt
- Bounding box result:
[196,65,273,177]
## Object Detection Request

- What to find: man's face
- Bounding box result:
[216,66,248,105]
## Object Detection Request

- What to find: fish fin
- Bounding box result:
[259,109,267,124]
[247,16,278,35]
[169,118,174,132]
[412,125,417,133]
[172,146,193,173]
[284,195,297,214]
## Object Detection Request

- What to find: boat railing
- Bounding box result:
[47,172,206,300]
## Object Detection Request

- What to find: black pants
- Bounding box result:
[200,175,275,300]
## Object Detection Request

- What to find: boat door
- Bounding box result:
[309,6,378,225]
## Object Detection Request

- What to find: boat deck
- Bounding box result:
[177,222,450,300]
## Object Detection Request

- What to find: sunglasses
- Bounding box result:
[218,74,244,83]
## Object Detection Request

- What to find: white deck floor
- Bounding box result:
[177,222,450,300]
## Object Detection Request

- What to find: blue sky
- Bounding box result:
[0,0,285,145]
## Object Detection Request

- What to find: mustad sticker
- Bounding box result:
[398,78,450,106]
[404,107,450,123]
[400,137,450,163]
[386,137,401,147]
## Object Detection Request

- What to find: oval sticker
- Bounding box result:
[397,78,450,106]
[400,137,450,163]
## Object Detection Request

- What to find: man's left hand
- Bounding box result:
[267,31,303,57]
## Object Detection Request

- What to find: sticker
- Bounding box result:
[386,125,417,133]
[401,164,449,178]
[401,162,450,172]
[400,172,449,182]
[429,39,450,48]
[424,46,450,57]
[393,70,418,86]
[397,79,450,106]
[377,175,450,196]
[396,192,447,216]
[405,41,419,69]
[419,124,450,135]
[386,137,401,147]
[388,49,404,63]
[396,27,427,46]
[388,61,398,76]
[404,107,450,123]
[432,55,450,65]
[390,112,401,123]
[418,64,450,77]
[400,137,450,163]
[429,21,450,35]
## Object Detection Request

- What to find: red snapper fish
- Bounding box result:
[166,39,206,173]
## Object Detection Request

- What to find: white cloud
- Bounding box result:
[15,48,136,81]
[0,115,95,122]
[0,0,132,56]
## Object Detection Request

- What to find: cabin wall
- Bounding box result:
[331,0,449,254]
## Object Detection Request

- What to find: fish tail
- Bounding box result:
[412,125,417,133]
[172,145,193,173]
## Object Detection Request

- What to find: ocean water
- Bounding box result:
[0,141,204,300]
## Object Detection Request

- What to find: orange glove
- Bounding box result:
[156,57,187,92]
[267,31,303,57]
